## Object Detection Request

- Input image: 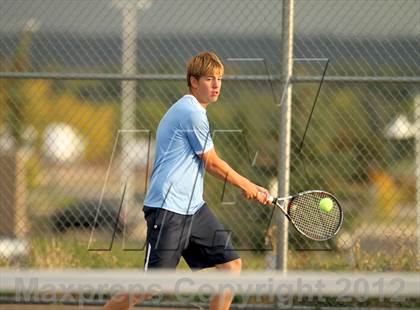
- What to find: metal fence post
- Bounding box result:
[276,0,294,272]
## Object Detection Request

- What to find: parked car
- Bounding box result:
[50,199,125,233]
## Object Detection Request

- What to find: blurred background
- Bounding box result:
[0,0,419,273]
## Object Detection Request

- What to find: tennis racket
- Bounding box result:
[268,190,343,241]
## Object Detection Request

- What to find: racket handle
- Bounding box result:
[268,196,276,204]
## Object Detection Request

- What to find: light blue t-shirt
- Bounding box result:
[143,95,214,215]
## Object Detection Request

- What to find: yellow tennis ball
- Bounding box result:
[319,197,333,212]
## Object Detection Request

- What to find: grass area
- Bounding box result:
[0,235,418,309]
[0,234,418,271]
[29,235,146,269]
[288,246,419,272]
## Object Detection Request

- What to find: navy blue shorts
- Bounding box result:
[143,204,240,270]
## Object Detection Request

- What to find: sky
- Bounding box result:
[0,0,418,38]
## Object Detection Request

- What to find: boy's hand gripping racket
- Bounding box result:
[268,190,343,241]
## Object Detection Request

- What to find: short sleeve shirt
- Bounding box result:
[143,95,214,215]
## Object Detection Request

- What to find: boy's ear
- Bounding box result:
[190,76,199,89]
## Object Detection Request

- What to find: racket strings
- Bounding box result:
[288,192,341,240]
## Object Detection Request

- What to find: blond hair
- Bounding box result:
[186,52,224,88]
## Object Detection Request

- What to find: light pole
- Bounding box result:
[415,94,420,268]
[385,97,419,268]
[112,0,152,247]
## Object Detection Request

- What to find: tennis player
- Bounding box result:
[103,51,270,310]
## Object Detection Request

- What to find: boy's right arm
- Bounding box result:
[199,148,270,204]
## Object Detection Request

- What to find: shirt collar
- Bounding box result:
[184,95,206,112]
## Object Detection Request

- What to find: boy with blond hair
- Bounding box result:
[104,52,269,310]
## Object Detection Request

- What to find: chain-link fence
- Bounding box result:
[0,0,419,271]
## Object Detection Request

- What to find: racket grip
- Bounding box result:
[268,196,276,204]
